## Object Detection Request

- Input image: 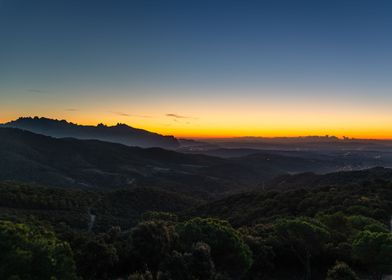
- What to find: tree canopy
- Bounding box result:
[0,221,77,280]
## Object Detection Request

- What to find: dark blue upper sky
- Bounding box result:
[2,0,392,88]
[1,0,392,137]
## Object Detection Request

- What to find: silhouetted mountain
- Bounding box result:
[2,127,391,197]
[2,117,179,149]
[0,127,234,195]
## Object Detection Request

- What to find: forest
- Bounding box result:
[1,172,392,280]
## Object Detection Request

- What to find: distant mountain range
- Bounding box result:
[5,117,392,153]
[0,127,229,195]
[1,117,179,149]
[192,136,392,152]
[1,127,391,196]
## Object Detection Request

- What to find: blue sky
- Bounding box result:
[1,0,392,137]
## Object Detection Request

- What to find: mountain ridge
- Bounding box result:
[0,127,241,195]
[1,116,179,149]
[2,127,391,196]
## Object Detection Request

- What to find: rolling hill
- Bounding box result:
[186,167,392,227]
[0,127,232,195]
[1,127,391,197]
[0,181,200,230]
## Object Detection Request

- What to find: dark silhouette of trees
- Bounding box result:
[326,261,358,280]
[73,237,118,280]
[188,242,215,280]
[131,221,177,280]
[159,242,214,280]
[275,217,330,280]
[0,221,77,280]
[353,230,392,280]
[159,250,192,280]
[2,169,392,279]
[177,218,252,278]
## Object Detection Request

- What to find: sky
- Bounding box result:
[1,0,392,138]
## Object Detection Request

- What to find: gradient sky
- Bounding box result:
[1,0,392,138]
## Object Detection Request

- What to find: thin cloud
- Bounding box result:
[65,108,79,112]
[112,112,152,118]
[115,112,131,117]
[166,113,197,119]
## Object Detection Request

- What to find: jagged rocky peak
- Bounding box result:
[2,116,180,149]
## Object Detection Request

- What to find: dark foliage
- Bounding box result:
[2,169,392,279]
[0,182,199,230]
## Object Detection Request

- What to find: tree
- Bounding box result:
[188,242,215,280]
[131,221,177,280]
[0,220,77,280]
[74,237,118,280]
[160,242,214,280]
[348,215,388,233]
[245,239,275,279]
[160,250,192,280]
[142,211,178,223]
[128,271,153,280]
[326,261,358,280]
[239,225,275,280]
[274,217,330,280]
[319,212,352,241]
[177,218,252,278]
[352,230,392,280]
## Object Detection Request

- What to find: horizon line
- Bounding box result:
[2,115,392,141]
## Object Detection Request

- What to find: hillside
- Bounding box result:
[266,167,392,191]
[2,169,392,280]
[2,127,391,196]
[0,182,200,231]
[0,127,238,195]
[186,168,392,227]
[2,117,180,149]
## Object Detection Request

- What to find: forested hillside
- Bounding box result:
[2,128,392,279]
[0,182,200,231]
[1,168,392,279]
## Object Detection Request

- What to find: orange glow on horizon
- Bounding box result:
[1,87,392,140]
[1,114,392,140]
